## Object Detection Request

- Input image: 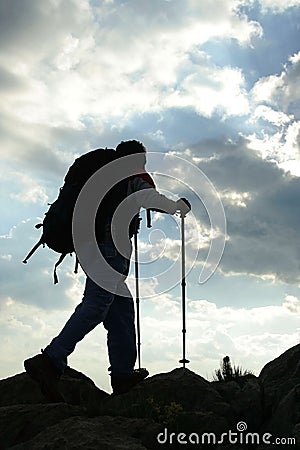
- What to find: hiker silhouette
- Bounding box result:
[24,140,191,399]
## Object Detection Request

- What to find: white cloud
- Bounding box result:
[246,120,300,175]
[283,294,300,313]
[289,52,300,64]
[8,172,48,205]
[247,51,300,175]
[2,291,299,386]
[258,0,300,13]
[0,295,111,391]
[186,298,300,375]
[251,51,300,113]
[251,105,293,126]
[165,66,249,117]
[127,274,160,299]
[0,0,262,133]
[252,75,285,104]
[122,295,300,377]
[220,190,252,208]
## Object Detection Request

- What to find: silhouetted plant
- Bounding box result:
[146,397,183,425]
[213,356,253,382]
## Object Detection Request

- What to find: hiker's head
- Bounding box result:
[116,140,146,168]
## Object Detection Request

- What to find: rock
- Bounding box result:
[0,373,45,407]
[59,366,109,410]
[213,377,263,429]
[0,403,83,449]
[8,416,159,450]
[259,343,300,417]
[107,368,227,411]
[262,384,300,438]
[0,367,109,410]
[103,368,235,436]
[258,344,300,445]
[293,423,300,446]
[2,345,300,449]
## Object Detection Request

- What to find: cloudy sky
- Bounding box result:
[1,0,300,392]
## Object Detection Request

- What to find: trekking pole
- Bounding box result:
[179,213,190,368]
[134,217,142,370]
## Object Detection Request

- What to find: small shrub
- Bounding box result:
[213,356,253,382]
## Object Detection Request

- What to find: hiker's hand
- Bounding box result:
[176,198,191,216]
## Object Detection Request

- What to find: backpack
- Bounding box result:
[23,148,120,283]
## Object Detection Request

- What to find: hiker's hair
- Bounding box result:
[116,140,146,157]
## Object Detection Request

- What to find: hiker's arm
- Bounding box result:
[130,177,182,214]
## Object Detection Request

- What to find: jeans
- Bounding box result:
[44,240,137,377]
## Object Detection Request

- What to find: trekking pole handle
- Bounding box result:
[176,198,191,218]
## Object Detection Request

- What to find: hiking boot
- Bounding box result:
[111,368,149,395]
[24,352,65,403]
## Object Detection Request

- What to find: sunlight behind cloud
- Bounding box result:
[0,0,263,130]
[220,190,251,208]
[166,66,249,117]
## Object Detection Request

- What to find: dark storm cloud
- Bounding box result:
[188,137,300,284]
[196,136,284,192]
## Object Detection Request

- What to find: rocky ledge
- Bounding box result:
[1,344,300,449]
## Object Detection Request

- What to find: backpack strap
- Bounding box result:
[53,253,67,284]
[74,255,79,274]
[146,209,152,228]
[22,237,44,264]
[131,172,156,230]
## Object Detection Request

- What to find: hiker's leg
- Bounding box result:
[103,282,137,377]
[44,276,115,373]
[44,243,125,373]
